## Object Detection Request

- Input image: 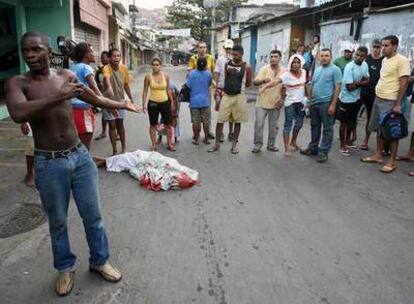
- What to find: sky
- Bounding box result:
[138,0,173,9]
[137,0,293,9]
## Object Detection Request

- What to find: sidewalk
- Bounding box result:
[0,118,43,239]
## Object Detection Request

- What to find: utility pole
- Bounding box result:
[211,3,216,57]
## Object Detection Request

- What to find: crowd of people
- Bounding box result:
[5,30,414,297]
[184,36,413,176]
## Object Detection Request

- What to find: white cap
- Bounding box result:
[224,39,234,49]
[342,43,354,52]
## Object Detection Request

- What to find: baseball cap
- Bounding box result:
[224,39,234,49]
[372,38,381,46]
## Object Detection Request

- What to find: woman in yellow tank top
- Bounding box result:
[142,58,175,151]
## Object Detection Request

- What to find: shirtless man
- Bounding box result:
[6,31,137,296]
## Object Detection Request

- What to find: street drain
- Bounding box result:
[0,204,47,238]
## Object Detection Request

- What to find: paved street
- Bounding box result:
[0,66,414,304]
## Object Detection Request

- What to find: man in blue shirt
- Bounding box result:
[337,46,370,156]
[301,48,342,163]
[186,57,212,144]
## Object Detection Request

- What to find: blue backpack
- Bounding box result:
[379,111,408,141]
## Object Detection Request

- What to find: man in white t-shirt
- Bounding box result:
[214,39,234,142]
[261,54,307,157]
[252,50,285,153]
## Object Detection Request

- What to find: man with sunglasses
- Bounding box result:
[360,39,384,150]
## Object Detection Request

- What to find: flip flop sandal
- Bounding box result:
[231,146,239,154]
[408,171,414,177]
[192,139,199,145]
[360,156,383,164]
[359,144,368,150]
[203,139,211,145]
[396,156,413,161]
[284,152,292,157]
[380,165,396,173]
[167,146,177,151]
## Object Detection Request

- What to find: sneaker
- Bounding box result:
[317,154,328,163]
[300,149,318,156]
[55,271,75,296]
[251,146,261,153]
[266,146,279,152]
[339,147,351,156]
[90,262,122,283]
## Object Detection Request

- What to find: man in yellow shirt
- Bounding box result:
[103,48,134,155]
[188,41,215,74]
[252,50,285,153]
[188,41,216,139]
[362,35,410,173]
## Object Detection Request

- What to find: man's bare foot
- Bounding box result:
[360,155,384,164]
[92,157,107,168]
[24,174,35,187]
[396,154,414,161]
[150,145,157,151]
[121,148,126,154]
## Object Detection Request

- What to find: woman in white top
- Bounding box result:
[260,54,307,157]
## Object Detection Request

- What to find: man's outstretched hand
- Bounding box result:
[123,100,140,113]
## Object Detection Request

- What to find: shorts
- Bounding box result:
[190,107,211,124]
[25,136,34,157]
[148,100,172,126]
[336,100,362,124]
[360,91,375,120]
[103,108,125,121]
[217,93,249,123]
[368,96,410,132]
[73,108,95,134]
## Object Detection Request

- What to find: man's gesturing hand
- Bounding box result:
[60,79,84,99]
[123,100,139,113]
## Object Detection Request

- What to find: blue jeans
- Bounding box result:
[34,144,109,272]
[283,103,305,135]
[307,102,334,155]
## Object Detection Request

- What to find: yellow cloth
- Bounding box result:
[188,54,215,74]
[376,53,410,100]
[149,73,168,102]
[103,64,130,84]
[217,93,249,123]
[255,64,285,109]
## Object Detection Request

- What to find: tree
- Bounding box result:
[167,0,246,41]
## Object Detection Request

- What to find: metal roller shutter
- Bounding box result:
[74,24,100,62]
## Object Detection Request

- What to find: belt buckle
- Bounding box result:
[61,150,71,157]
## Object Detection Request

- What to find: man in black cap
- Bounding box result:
[360,39,384,150]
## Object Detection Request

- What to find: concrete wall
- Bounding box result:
[241,29,251,65]
[25,0,72,49]
[215,26,230,57]
[320,8,414,64]
[256,19,291,71]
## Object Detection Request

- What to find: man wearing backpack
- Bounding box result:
[361,35,410,173]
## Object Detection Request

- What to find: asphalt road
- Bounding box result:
[0,66,413,304]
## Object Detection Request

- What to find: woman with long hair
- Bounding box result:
[142,58,175,151]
